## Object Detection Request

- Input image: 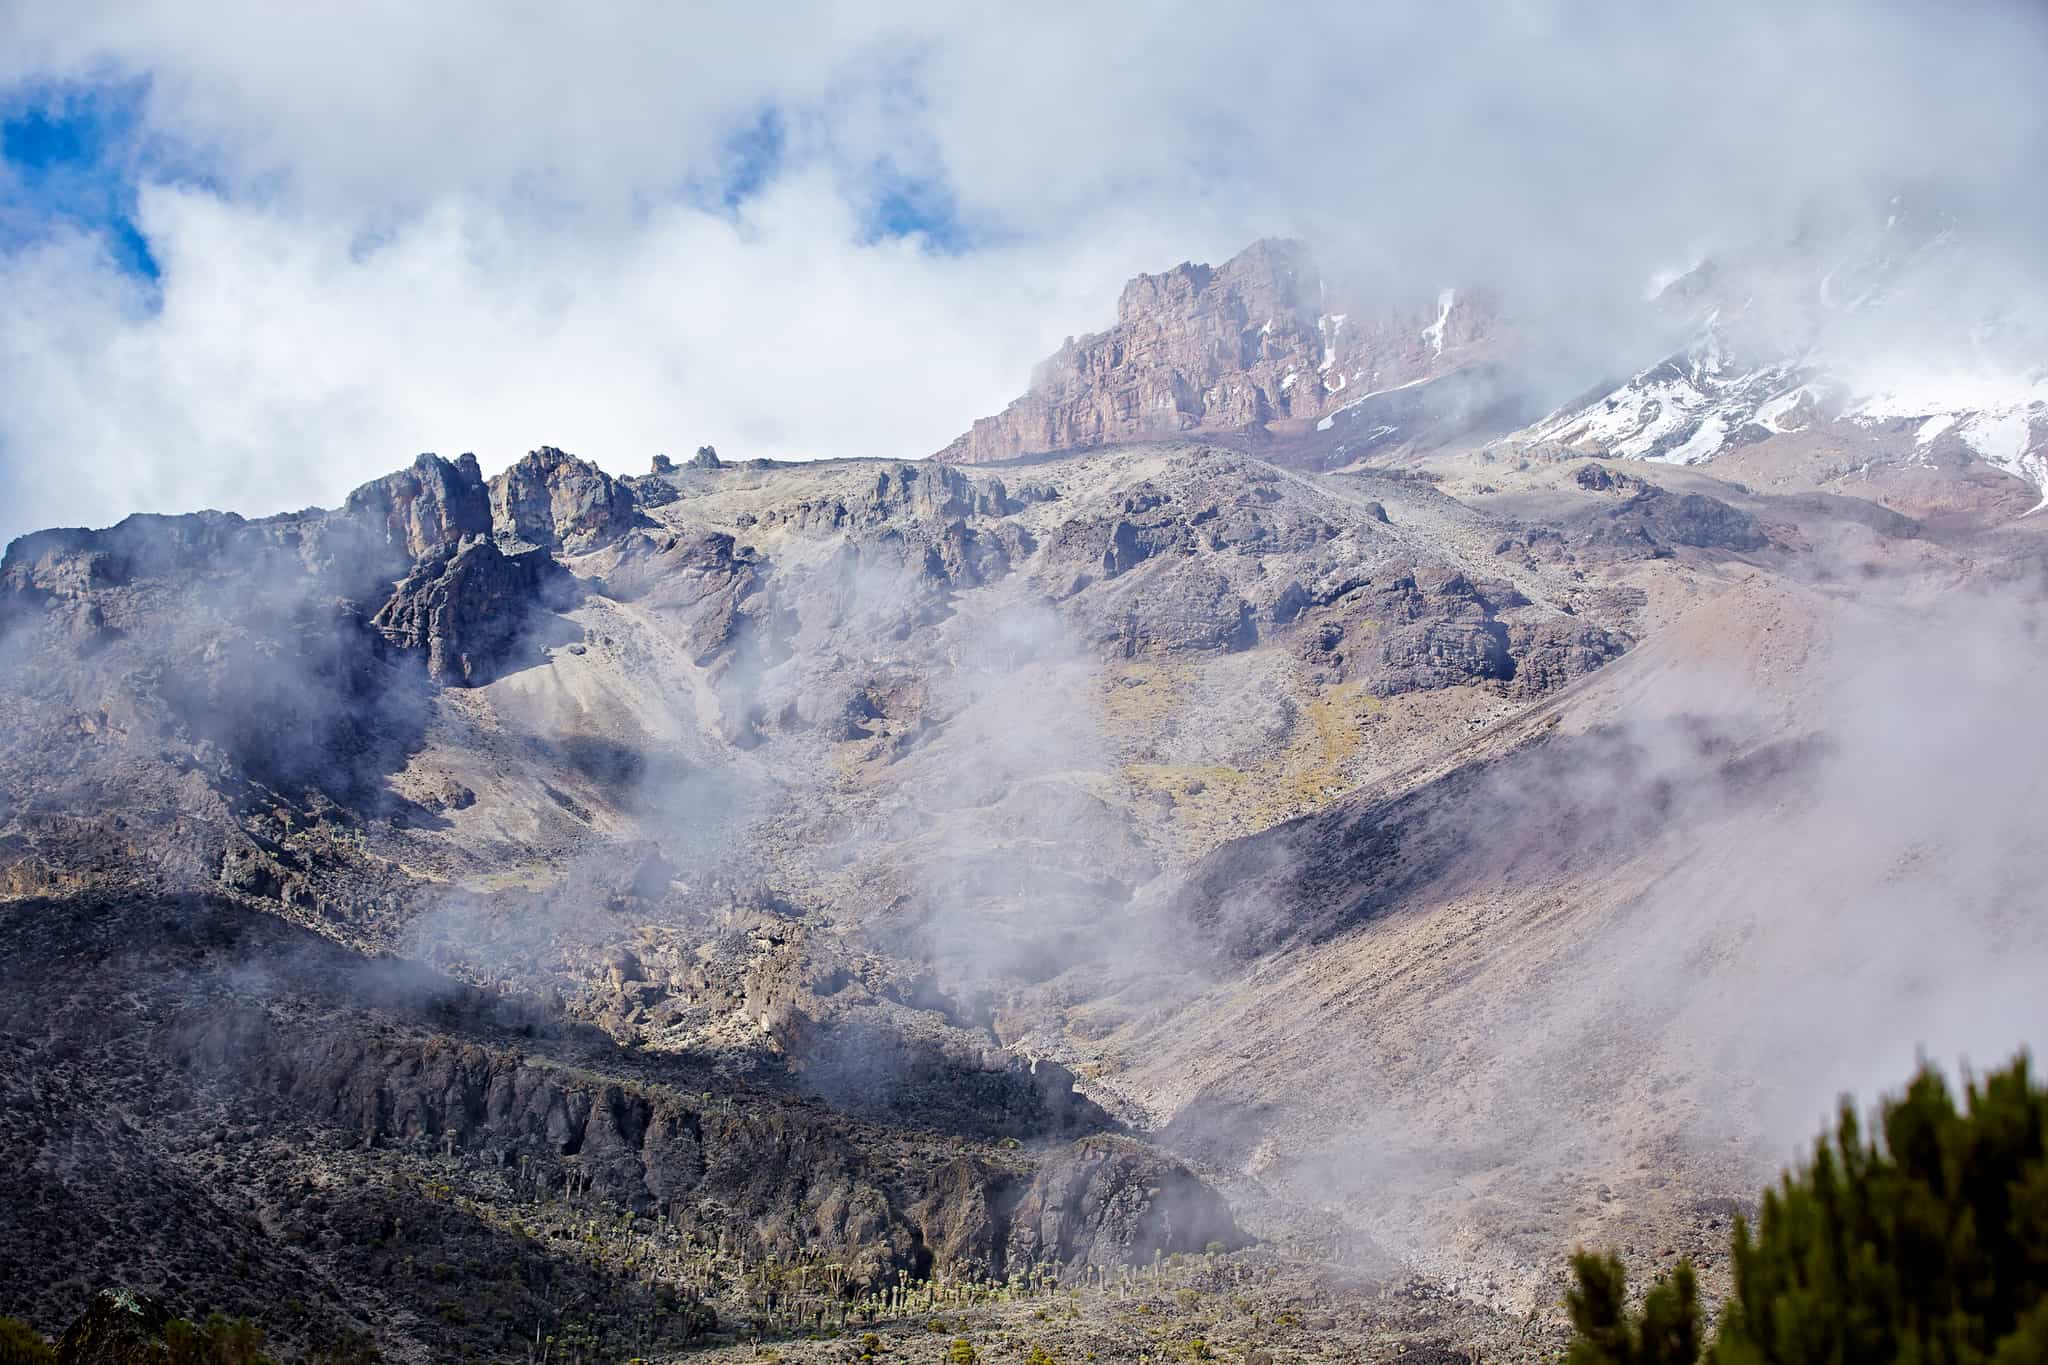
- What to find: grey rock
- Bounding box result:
[371,538,564,685]
[342,452,491,560]
[605,529,764,665]
[489,446,639,553]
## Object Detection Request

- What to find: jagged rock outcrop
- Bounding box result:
[489,446,639,553]
[936,238,1490,463]
[1600,486,1771,553]
[908,1138,1243,1277]
[341,452,491,561]
[148,949,1228,1284]
[1503,620,1634,699]
[55,1288,177,1363]
[758,463,1020,537]
[0,511,293,607]
[858,463,1016,522]
[370,538,564,685]
[1023,459,1631,690]
[999,1134,1245,1269]
[1291,567,1630,697]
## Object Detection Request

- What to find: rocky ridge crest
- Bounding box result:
[937,238,1491,464]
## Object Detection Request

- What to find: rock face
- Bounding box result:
[342,452,492,561]
[1570,474,1772,556]
[489,446,639,553]
[604,528,764,665]
[936,239,1490,463]
[370,538,564,684]
[999,1134,1245,1270]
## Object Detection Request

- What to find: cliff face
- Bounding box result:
[936,238,1490,463]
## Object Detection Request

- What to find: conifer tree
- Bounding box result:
[1561,1053,2048,1365]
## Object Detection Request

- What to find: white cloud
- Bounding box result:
[1,0,2043,534]
[0,175,1199,533]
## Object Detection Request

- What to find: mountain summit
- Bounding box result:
[937,238,1492,464]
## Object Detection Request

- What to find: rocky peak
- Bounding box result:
[1111,236,1316,332]
[342,452,491,561]
[488,446,639,554]
[2,511,261,602]
[937,238,1492,464]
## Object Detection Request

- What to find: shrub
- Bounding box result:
[164,1312,275,1365]
[0,1317,56,1365]
[1563,1253,1700,1365]
[1563,1053,2048,1365]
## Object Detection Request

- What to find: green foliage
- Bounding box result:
[1563,1052,2048,1365]
[1714,1054,2048,1365]
[161,1314,274,1365]
[0,1317,57,1365]
[947,1337,978,1364]
[1563,1253,1700,1365]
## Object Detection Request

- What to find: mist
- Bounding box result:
[5,6,2048,1355]
[1139,562,2048,1301]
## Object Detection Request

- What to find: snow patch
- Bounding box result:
[1314,374,1434,431]
[1318,313,1348,371]
[1422,289,1457,356]
[1660,415,1728,465]
[1914,414,1956,446]
[1959,411,2033,468]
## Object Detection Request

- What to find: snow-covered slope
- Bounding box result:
[1525,326,2048,503]
[1516,205,2048,510]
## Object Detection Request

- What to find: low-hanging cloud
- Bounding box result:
[1,0,2044,534]
[0,180,1180,536]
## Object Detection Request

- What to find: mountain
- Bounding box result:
[4,234,2045,1361]
[935,238,1500,465]
[1510,204,2048,518]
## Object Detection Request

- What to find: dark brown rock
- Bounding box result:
[370,538,563,685]
[605,529,764,665]
[999,1134,1246,1270]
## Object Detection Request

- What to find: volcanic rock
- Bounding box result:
[370,538,564,685]
[341,452,491,560]
[936,238,1491,462]
[489,446,639,553]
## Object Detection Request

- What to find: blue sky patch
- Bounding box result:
[1,77,160,280]
[862,168,969,252]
